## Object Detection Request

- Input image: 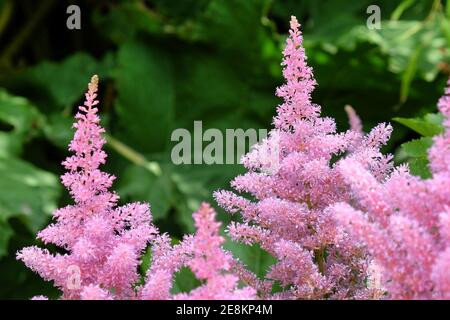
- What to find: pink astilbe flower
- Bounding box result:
[80,284,113,300]
[345,105,363,135]
[274,16,319,128]
[215,16,390,299]
[140,203,256,300]
[17,76,158,299]
[333,79,450,299]
[17,81,252,300]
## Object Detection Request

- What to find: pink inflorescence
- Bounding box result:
[333,80,450,299]
[17,15,450,300]
[215,16,392,299]
[17,76,250,300]
[17,75,158,299]
[140,203,256,300]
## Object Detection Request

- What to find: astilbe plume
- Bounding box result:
[16,76,251,300]
[214,16,392,299]
[17,75,158,299]
[332,80,450,299]
[140,203,256,300]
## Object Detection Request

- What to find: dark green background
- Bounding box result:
[0,0,449,299]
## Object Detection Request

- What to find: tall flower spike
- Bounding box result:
[215,16,390,299]
[274,16,319,129]
[345,105,363,135]
[140,203,256,300]
[17,75,158,299]
[175,203,256,300]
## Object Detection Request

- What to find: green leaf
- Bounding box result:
[174,52,276,130]
[393,113,444,137]
[346,17,449,82]
[93,1,163,44]
[423,112,445,126]
[23,52,113,110]
[172,267,201,294]
[408,157,431,179]
[138,241,202,295]
[0,89,42,157]
[170,163,245,232]
[42,113,74,149]
[400,44,421,103]
[139,246,152,276]
[400,137,433,178]
[447,0,450,18]
[185,0,279,75]
[224,242,275,279]
[117,164,174,221]
[401,136,433,156]
[390,0,416,21]
[114,40,175,153]
[191,0,269,51]
[439,13,450,47]
[302,1,375,52]
[0,222,13,257]
[0,156,60,254]
[0,251,59,299]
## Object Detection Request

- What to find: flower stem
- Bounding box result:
[105,134,162,176]
[314,247,326,275]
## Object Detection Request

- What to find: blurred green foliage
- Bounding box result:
[395,112,444,178]
[0,0,449,299]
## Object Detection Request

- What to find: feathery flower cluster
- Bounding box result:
[17,16,450,300]
[141,203,256,300]
[17,76,251,300]
[17,75,157,299]
[333,80,450,299]
[215,16,392,299]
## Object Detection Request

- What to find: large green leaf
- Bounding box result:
[93,1,162,44]
[399,137,433,178]
[172,267,202,294]
[170,163,245,232]
[288,1,449,86]
[0,156,60,256]
[298,0,377,52]
[362,17,448,83]
[22,52,114,110]
[394,113,444,137]
[42,113,74,149]
[191,0,269,48]
[224,241,275,279]
[117,164,174,221]
[0,90,60,261]
[0,89,42,157]
[0,222,13,257]
[114,40,175,153]
[173,51,277,131]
